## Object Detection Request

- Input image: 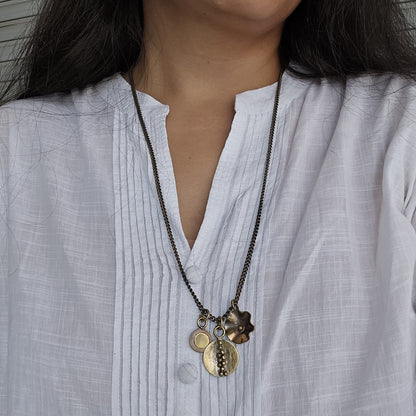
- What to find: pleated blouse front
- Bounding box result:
[1,68,416,416]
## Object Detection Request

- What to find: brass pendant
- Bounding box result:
[189,329,212,353]
[190,315,213,353]
[203,338,239,377]
[224,307,254,344]
[202,319,239,377]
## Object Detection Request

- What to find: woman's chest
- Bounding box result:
[111,121,416,414]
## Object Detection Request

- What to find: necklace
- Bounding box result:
[128,67,284,377]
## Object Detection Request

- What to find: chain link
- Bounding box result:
[128,67,284,324]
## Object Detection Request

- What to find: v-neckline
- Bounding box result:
[155,108,246,269]
[112,70,296,271]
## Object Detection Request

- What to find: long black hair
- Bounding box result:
[1,0,416,105]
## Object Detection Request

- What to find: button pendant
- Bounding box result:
[190,314,212,353]
[189,328,212,353]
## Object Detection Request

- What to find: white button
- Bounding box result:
[178,363,198,384]
[186,265,203,284]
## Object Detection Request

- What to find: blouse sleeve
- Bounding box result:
[411,202,416,316]
[405,108,416,318]
[376,75,416,321]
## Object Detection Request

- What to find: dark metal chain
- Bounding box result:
[128,67,284,324]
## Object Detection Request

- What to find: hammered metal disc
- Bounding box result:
[189,329,212,353]
[224,308,255,344]
[203,339,239,377]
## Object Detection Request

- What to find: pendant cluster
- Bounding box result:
[189,307,254,377]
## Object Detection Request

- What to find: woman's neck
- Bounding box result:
[130,0,284,107]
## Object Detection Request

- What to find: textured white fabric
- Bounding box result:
[1,68,416,416]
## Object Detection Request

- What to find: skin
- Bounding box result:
[122,0,302,249]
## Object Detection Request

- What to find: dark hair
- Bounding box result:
[1,0,416,105]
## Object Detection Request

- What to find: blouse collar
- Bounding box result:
[99,63,311,117]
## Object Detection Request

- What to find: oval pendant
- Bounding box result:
[203,339,239,377]
[189,329,212,353]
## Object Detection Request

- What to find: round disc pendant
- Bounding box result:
[189,329,212,353]
[203,339,239,377]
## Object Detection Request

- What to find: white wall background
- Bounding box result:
[0,0,416,89]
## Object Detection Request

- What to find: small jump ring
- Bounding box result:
[214,317,225,339]
[197,316,208,329]
[214,325,225,339]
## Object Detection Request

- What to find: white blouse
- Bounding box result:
[1,68,416,416]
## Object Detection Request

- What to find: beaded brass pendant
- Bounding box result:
[202,321,239,377]
[203,338,239,377]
